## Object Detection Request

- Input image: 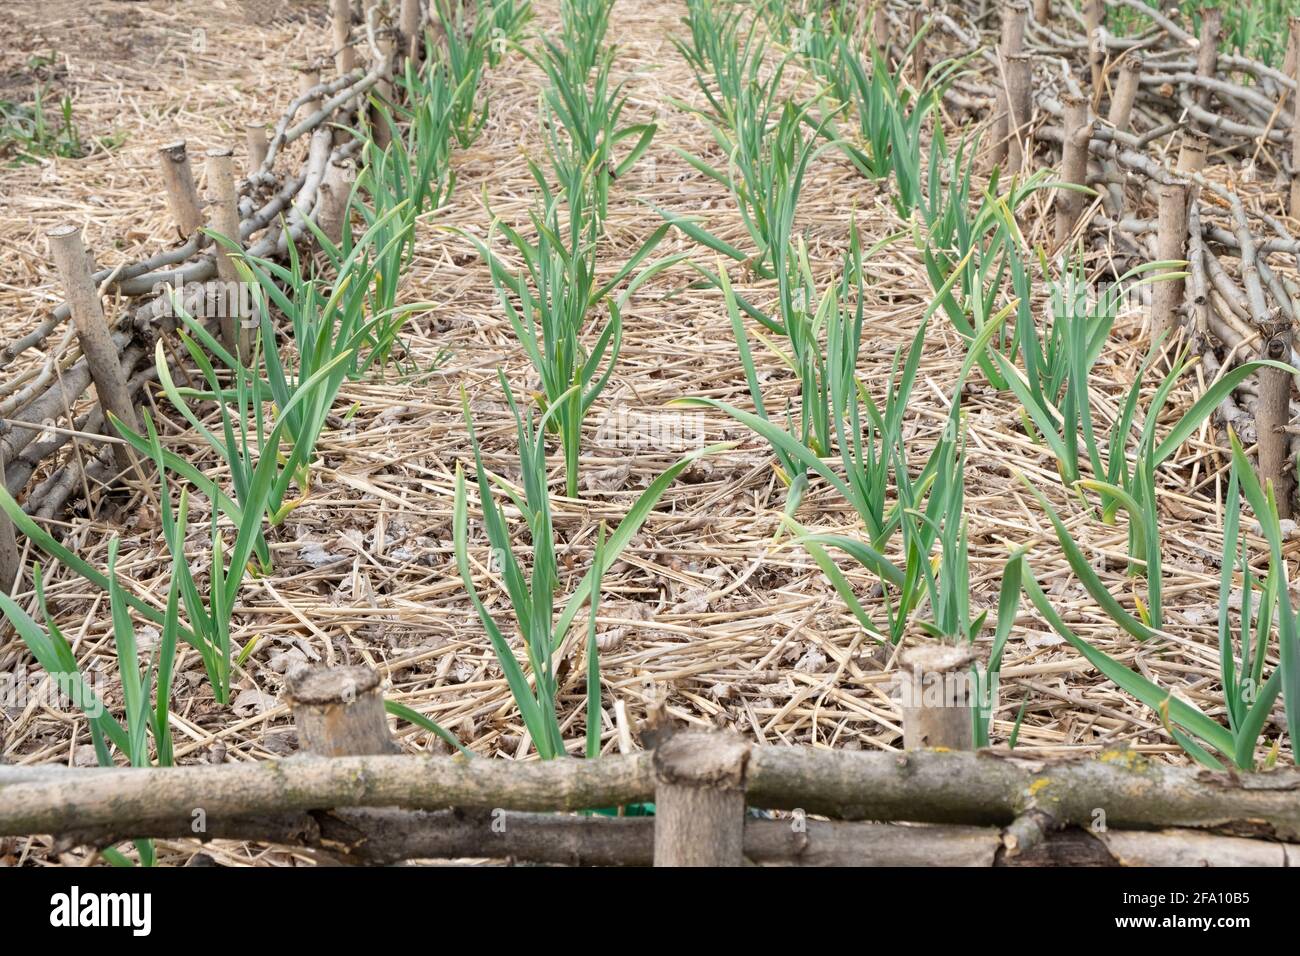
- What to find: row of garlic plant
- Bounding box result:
[408,0,982,762]
[454,0,720,760]
[463,0,679,501]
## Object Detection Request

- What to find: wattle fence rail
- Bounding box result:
[2,664,1298,866]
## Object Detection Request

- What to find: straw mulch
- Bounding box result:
[0,0,1287,866]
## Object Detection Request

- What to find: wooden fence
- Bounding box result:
[0,0,415,590]
[2,665,1298,866]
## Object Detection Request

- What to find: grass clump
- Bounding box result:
[917,149,1053,390]
[682,238,1011,644]
[694,226,895,515]
[0,82,85,164]
[666,3,832,279]
[1001,259,1291,633]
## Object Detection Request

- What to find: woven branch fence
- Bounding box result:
[0,0,429,589]
[913,0,1300,511]
[2,664,1298,866]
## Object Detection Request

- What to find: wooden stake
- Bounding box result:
[1291,26,1300,220]
[401,0,422,63]
[1100,53,1143,214]
[1097,54,1138,218]
[245,123,268,173]
[1107,52,1142,132]
[0,452,21,594]
[1082,0,1104,96]
[287,665,398,757]
[1284,18,1300,113]
[871,2,889,53]
[314,158,356,246]
[1000,0,1027,55]
[909,6,928,92]
[331,0,356,75]
[1054,95,1093,246]
[156,141,205,239]
[46,226,138,474]
[653,731,749,866]
[989,2,1028,170]
[373,29,394,151]
[1257,312,1295,518]
[1187,201,1211,339]
[1151,181,1188,344]
[1032,0,1050,22]
[299,64,322,116]
[1195,7,1222,112]
[1006,52,1034,175]
[990,112,1010,174]
[1178,132,1209,175]
[900,644,975,751]
[205,148,249,363]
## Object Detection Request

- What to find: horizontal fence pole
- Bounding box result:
[743,748,1300,838]
[0,754,654,838]
[21,805,1300,867]
[4,745,1299,842]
